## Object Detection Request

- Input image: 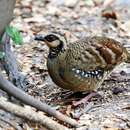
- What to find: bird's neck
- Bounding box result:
[48,41,65,59]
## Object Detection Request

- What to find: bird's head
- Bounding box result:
[34,32,68,49]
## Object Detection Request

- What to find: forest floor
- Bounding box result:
[1,0,130,129]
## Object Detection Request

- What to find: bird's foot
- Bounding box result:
[72,92,99,106]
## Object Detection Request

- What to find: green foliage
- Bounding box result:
[0,51,5,59]
[85,0,94,6]
[5,26,23,45]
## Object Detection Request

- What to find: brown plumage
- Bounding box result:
[34,33,130,93]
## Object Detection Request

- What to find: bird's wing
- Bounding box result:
[61,37,126,82]
[64,36,126,76]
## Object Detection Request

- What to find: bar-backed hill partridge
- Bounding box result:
[35,32,130,105]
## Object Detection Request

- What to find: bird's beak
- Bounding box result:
[34,34,50,47]
[34,34,45,41]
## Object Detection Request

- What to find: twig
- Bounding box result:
[0,116,20,130]
[71,102,94,119]
[0,32,26,90]
[0,73,79,127]
[0,97,70,130]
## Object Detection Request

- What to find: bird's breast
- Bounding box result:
[47,57,106,92]
[47,57,71,89]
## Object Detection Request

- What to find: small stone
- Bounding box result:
[64,0,78,8]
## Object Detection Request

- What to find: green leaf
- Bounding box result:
[5,26,23,45]
[85,0,94,6]
[0,51,5,59]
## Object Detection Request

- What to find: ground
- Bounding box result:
[1,0,130,129]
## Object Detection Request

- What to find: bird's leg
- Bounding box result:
[61,92,84,104]
[72,92,98,106]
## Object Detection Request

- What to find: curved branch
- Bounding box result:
[0,73,79,127]
[0,97,70,130]
[0,32,26,90]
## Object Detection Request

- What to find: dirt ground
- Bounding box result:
[1,0,130,129]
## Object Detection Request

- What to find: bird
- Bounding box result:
[34,32,130,106]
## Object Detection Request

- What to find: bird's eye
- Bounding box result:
[45,35,57,42]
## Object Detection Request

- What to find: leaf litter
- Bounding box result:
[1,0,130,129]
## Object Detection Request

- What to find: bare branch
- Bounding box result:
[0,32,26,90]
[0,97,70,130]
[0,73,79,127]
[0,0,26,90]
